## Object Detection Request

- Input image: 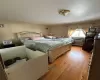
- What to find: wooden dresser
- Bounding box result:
[87,34,100,80]
[81,52,93,80]
[0,62,7,80]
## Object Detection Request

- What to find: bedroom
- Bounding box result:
[0,0,100,80]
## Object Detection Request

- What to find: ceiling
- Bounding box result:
[0,0,100,25]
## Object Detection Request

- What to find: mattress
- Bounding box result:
[24,38,73,53]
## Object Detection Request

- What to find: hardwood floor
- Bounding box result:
[39,46,91,80]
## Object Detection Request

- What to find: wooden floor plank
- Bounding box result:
[39,46,90,80]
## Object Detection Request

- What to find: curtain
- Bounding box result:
[68,27,87,37]
[68,28,76,37]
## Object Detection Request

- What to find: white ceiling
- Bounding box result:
[0,0,100,24]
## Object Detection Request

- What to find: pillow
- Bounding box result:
[32,37,45,40]
[24,40,36,50]
[44,36,56,39]
[25,37,32,40]
[20,37,32,42]
[48,36,53,38]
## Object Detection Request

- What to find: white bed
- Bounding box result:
[17,31,73,63]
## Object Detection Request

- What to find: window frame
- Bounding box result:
[70,29,86,38]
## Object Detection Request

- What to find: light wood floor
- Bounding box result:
[39,46,91,80]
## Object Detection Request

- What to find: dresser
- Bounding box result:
[81,52,93,80]
[88,34,100,80]
[0,62,7,80]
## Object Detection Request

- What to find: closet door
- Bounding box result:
[0,62,7,80]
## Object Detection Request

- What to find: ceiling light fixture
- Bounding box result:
[59,9,70,16]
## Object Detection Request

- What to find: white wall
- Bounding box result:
[0,23,47,41]
[48,21,100,37]
[1,21,100,41]
[48,25,68,37]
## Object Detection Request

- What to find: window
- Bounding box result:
[70,29,85,38]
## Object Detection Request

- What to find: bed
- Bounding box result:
[17,31,73,63]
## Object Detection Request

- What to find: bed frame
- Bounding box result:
[17,31,72,63]
[48,43,72,63]
[16,31,41,38]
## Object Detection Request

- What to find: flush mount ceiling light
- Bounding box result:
[59,9,70,16]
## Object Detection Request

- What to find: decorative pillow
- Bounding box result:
[32,37,45,40]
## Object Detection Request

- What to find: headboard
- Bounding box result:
[17,31,42,39]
